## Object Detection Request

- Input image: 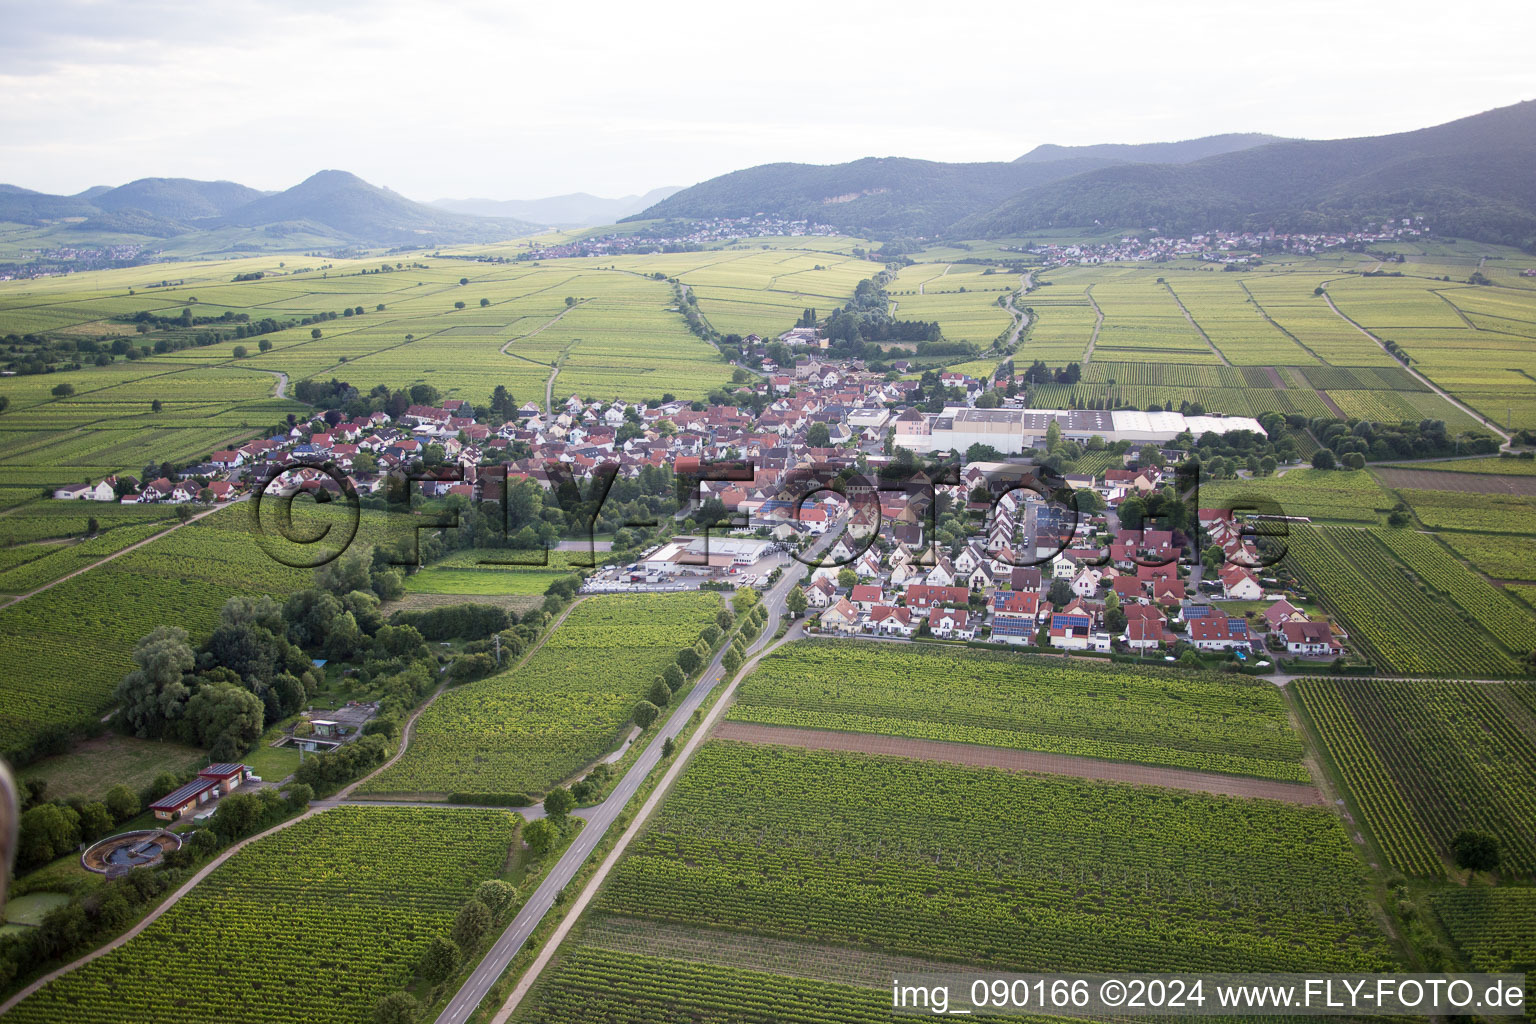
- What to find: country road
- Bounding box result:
[497,300,588,415]
[438,520,846,1024]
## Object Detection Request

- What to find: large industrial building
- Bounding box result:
[899,407,1266,455]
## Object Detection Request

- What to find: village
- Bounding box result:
[1020,218,1437,267]
[48,327,1345,669]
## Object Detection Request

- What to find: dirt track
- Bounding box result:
[1372,466,1536,495]
[713,722,1323,805]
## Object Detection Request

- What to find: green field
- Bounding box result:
[361,592,721,797]
[1283,525,1530,676]
[0,501,398,760]
[1295,677,1536,876]
[1201,470,1392,523]
[586,743,1391,976]
[5,806,520,1024]
[727,640,1308,780]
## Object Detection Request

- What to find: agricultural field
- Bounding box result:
[889,264,1018,346]
[5,807,520,1024]
[1163,274,1318,365]
[726,640,1309,781]
[1385,456,1536,476]
[1295,678,1536,876]
[0,501,392,761]
[1200,469,1393,523]
[402,548,587,596]
[0,502,181,594]
[1324,276,1536,430]
[1400,489,1536,536]
[1283,525,1528,676]
[1367,528,1536,653]
[361,592,721,797]
[588,743,1393,974]
[1432,888,1536,980]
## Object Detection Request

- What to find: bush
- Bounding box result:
[418,934,459,984]
[374,990,422,1024]
[444,792,532,807]
[451,900,492,951]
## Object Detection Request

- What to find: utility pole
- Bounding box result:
[494,632,501,666]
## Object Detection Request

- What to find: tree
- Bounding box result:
[631,699,659,729]
[1258,455,1277,476]
[418,935,460,983]
[17,803,80,871]
[76,802,114,843]
[454,301,466,310]
[647,677,671,707]
[837,568,857,589]
[786,587,808,618]
[451,900,492,951]
[258,338,273,352]
[1450,830,1501,872]
[521,818,554,857]
[475,879,515,917]
[1342,451,1366,470]
[806,422,831,447]
[104,784,139,822]
[1311,449,1337,470]
[373,991,422,1024]
[311,328,323,340]
[662,736,676,757]
[543,786,575,818]
[661,663,685,691]
[1045,419,1063,454]
[185,682,264,759]
[115,626,196,738]
[150,399,163,412]
[50,382,75,397]
[1047,579,1073,607]
[459,277,470,286]
[480,298,490,307]
[232,345,248,358]
[676,647,701,674]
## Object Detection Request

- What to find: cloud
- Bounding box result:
[0,0,1532,199]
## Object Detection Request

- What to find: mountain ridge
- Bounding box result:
[0,170,539,251]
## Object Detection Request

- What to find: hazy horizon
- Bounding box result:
[2,0,1534,203]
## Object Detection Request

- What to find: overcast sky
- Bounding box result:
[2,0,1533,202]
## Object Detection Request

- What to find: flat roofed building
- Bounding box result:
[904,407,1266,454]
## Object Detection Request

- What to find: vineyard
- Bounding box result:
[726,641,1309,781]
[596,742,1394,974]
[6,807,521,1024]
[361,593,721,796]
[1282,525,1525,676]
[1367,528,1536,654]
[1401,489,1536,536]
[1442,531,1536,582]
[521,947,927,1024]
[1432,888,1536,976]
[1201,471,1391,524]
[0,503,377,758]
[1294,677,1536,876]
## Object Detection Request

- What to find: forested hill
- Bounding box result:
[0,171,539,248]
[961,101,1536,248]
[625,156,1117,236]
[1014,133,1291,165]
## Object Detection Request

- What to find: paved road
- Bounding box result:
[435,519,844,1024]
